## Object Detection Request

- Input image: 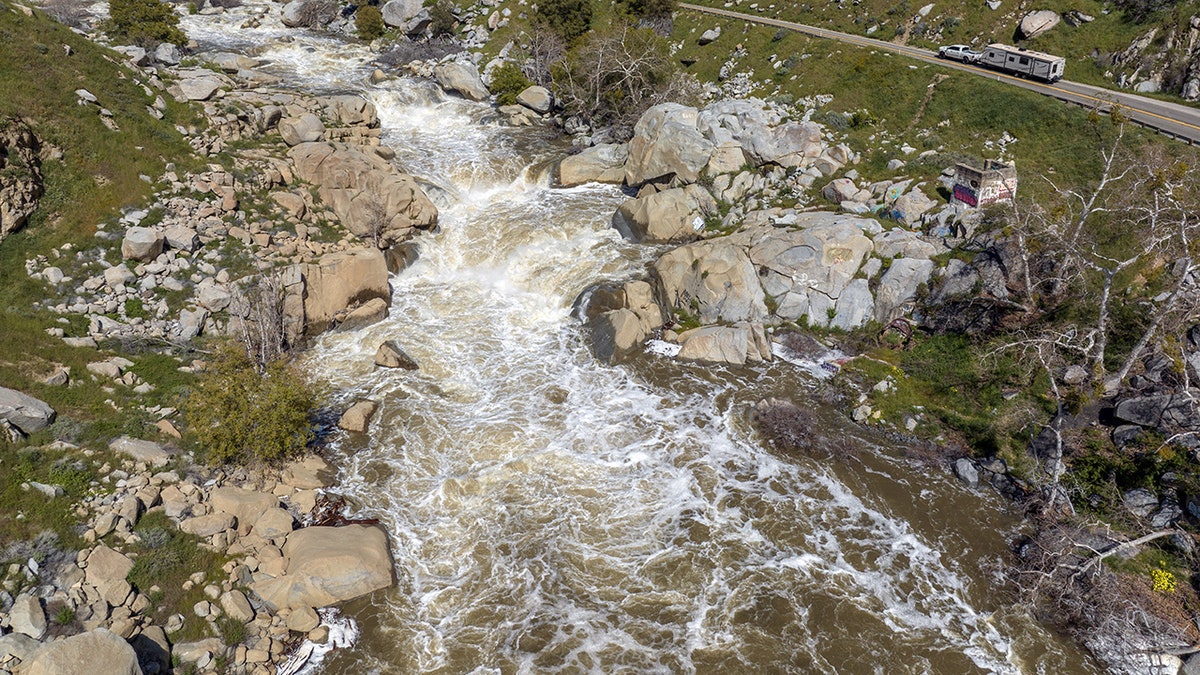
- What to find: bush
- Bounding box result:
[490,62,531,106]
[105,0,186,46]
[355,4,385,40]
[429,0,457,37]
[535,0,591,44]
[184,342,317,465]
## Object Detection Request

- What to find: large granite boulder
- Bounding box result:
[676,322,772,366]
[1114,394,1200,432]
[516,86,552,114]
[301,248,391,335]
[84,545,134,588]
[432,62,490,101]
[10,593,47,640]
[875,258,935,323]
[0,117,43,244]
[288,142,437,248]
[558,144,628,187]
[589,309,644,364]
[0,386,55,435]
[624,103,715,186]
[22,628,141,675]
[278,113,326,146]
[375,340,419,369]
[612,185,716,244]
[121,226,164,262]
[251,524,394,611]
[584,280,665,363]
[211,487,278,535]
[337,400,379,433]
[381,0,422,27]
[1018,10,1060,39]
[653,238,767,325]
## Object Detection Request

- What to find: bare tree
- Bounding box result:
[361,196,390,250]
[1007,523,1196,669]
[230,272,291,372]
[519,24,566,88]
[552,20,701,138]
[1008,125,1200,391]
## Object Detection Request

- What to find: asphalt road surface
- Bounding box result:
[680,3,1200,145]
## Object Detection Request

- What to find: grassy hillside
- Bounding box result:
[681,0,1200,98]
[0,0,200,546]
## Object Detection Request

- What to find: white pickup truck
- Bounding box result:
[937,44,981,63]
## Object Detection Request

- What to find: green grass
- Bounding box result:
[680,0,1200,104]
[0,2,199,244]
[127,511,228,642]
[841,333,1040,458]
[0,441,103,555]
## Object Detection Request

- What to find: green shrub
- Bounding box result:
[105,0,186,46]
[53,606,75,625]
[184,342,317,465]
[429,1,457,37]
[535,0,592,43]
[623,0,674,20]
[355,4,386,41]
[490,62,531,106]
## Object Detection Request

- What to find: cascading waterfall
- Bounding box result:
[182,6,1100,673]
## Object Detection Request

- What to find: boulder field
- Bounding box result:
[559,99,955,366]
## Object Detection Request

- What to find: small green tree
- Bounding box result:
[106,0,186,46]
[355,4,386,40]
[489,62,532,106]
[535,0,592,44]
[184,342,317,465]
[429,0,457,37]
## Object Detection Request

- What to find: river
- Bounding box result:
[181,7,1100,673]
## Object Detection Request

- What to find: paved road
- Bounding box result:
[680,3,1200,145]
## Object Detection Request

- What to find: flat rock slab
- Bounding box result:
[0,386,55,435]
[109,436,172,467]
[177,76,225,101]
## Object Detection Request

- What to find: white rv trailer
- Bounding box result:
[978,44,1065,82]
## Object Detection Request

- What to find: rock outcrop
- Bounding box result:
[621,100,853,189]
[298,247,392,334]
[288,141,438,248]
[0,117,43,243]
